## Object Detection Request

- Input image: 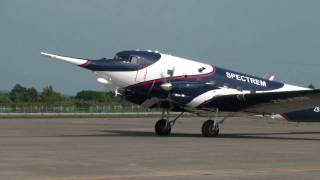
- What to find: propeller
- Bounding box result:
[114,88,121,97]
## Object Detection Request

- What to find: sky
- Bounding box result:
[1,0,320,95]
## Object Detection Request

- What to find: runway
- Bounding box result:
[0,117,320,180]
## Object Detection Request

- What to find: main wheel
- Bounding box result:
[202,120,219,137]
[155,119,171,136]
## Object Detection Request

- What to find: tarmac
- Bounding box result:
[0,117,320,180]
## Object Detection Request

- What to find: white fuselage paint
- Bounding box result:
[94,53,213,88]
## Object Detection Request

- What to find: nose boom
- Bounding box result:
[40,52,90,66]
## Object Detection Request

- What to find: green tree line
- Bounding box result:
[0,84,131,107]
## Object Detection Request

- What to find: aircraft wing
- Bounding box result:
[199,90,320,114]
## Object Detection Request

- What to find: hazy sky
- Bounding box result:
[1,0,320,95]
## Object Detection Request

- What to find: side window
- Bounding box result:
[129,56,139,64]
[114,55,140,64]
[115,55,130,61]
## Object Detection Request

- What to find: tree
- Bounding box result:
[40,86,63,105]
[6,84,131,107]
[10,84,27,103]
[25,88,39,102]
[308,84,315,89]
[9,84,39,103]
[75,90,107,103]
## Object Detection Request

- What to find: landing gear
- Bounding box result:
[202,120,219,137]
[201,109,227,137]
[155,119,171,136]
[154,109,184,136]
[154,108,227,137]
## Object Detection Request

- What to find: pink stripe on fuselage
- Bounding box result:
[79,60,92,67]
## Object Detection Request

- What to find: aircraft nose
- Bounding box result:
[41,52,90,66]
[79,58,142,72]
[78,58,113,71]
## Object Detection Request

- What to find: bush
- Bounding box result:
[0,93,11,105]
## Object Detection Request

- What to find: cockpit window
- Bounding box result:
[114,55,139,64]
[114,55,130,61]
[129,56,139,64]
[113,50,161,68]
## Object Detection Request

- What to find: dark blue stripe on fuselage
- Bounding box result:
[124,67,285,106]
[84,59,142,71]
[214,67,284,91]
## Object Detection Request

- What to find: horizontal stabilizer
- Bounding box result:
[40,52,88,65]
[281,106,320,122]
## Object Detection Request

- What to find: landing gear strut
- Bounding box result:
[154,108,227,137]
[154,109,184,136]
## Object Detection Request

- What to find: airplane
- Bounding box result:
[41,50,320,137]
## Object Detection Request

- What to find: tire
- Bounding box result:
[202,120,219,137]
[155,119,171,136]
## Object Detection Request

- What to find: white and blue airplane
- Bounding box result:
[41,50,320,137]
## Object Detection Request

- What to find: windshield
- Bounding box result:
[114,55,130,61]
[114,55,139,64]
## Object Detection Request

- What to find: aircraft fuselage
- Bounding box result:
[78,50,308,112]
